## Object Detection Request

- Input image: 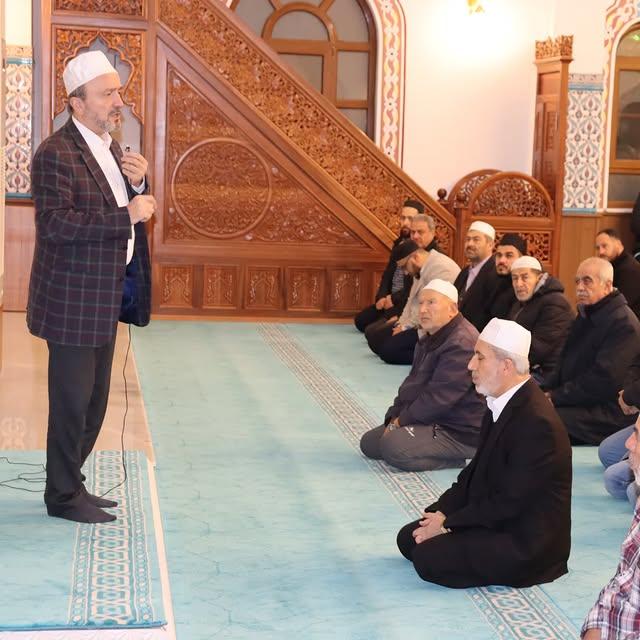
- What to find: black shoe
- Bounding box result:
[46,498,117,524]
[82,486,118,509]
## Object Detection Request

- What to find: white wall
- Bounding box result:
[4,0,31,45]
[400,0,557,195]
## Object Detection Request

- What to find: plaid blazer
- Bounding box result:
[27,118,151,347]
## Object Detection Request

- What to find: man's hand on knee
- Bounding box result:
[413,511,446,543]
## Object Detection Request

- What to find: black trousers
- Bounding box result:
[45,335,117,506]
[556,403,632,445]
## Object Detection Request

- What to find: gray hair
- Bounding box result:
[66,83,87,115]
[411,213,436,232]
[578,256,614,285]
[490,345,530,375]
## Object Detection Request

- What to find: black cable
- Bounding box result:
[99,323,131,498]
[0,324,132,497]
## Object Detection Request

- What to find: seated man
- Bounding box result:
[543,257,640,445]
[595,227,640,318]
[354,200,426,333]
[508,256,574,380]
[360,279,484,471]
[488,233,527,320]
[582,414,640,640]
[455,221,499,331]
[369,243,460,365]
[397,319,572,588]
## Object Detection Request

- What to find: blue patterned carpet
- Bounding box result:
[133,322,632,640]
[0,450,165,631]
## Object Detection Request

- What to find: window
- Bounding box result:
[231,0,376,139]
[609,26,640,206]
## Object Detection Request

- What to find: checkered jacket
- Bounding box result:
[27,119,151,346]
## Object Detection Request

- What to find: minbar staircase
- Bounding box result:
[46,0,456,318]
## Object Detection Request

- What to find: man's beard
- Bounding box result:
[400,227,411,238]
[96,110,121,133]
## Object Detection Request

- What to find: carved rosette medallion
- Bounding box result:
[54,0,144,15]
[171,139,272,239]
[54,28,144,121]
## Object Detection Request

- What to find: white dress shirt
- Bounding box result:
[486,377,530,423]
[72,117,144,264]
[465,254,492,291]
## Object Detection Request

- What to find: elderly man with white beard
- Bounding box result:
[582,415,640,640]
[396,319,572,588]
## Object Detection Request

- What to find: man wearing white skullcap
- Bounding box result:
[360,280,485,471]
[397,317,572,588]
[453,221,500,332]
[507,256,573,380]
[27,49,157,524]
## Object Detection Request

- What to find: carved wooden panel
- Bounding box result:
[496,231,552,265]
[246,267,282,310]
[469,174,553,219]
[159,265,194,308]
[166,68,364,246]
[54,0,144,15]
[203,266,239,309]
[158,0,456,249]
[329,270,363,312]
[535,35,573,60]
[286,268,325,312]
[53,27,144,121]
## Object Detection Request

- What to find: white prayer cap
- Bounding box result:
[422,279,458,303]
[479,318,531,358]
[63,51,118,95]
[510,256,542,272]
[468,220,496,240]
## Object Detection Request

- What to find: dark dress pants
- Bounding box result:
[45,335,117,507]
[354,304,385,333]
[377,328,418,365]
[556,403,632,445]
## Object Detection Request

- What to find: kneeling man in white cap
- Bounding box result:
[360,280,485,470]
[397,318,572,588]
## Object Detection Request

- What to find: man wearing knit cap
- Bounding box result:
[508,256,573,380]
[454,221,500,331]
[360,280,484,469]
[397,318,572,588]
[27,50,155,523]
[487,232,526,320]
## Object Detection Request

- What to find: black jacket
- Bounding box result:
[611,251,640,318]
[384,313,485,447]
[508,274,574,377]
[426,380,572,588]
[544,291,640,407]
[488,274,516,320]
[454,256,500,332]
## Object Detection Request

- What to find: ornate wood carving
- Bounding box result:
[53,27,144,121]
[469,173,553,219]
[246,267,281,310]
[160,265,194,308]
[535,35,573,60]
[203,266,238,309]
[286,268,325,311]
[496,231,552,265]
[54,0,144,15]
[439,169,500,214]
[329,270,362,312]
[166,68,364,245]
[158,0,456,247]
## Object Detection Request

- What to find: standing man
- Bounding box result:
[354,200,427,333]
[595,228,640,318]
[396,319,572,588]
[454,221,499,331]
[27,51,155,523]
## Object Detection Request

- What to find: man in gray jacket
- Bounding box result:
[360,279,485,470]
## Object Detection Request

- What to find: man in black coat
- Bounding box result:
[543,257,640,445]
[508,256,574,380]
[454,221,500,331]
[397,319,572,588]
[487,233,526,320]
[596,228,640,318]
[354,200,427,332]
